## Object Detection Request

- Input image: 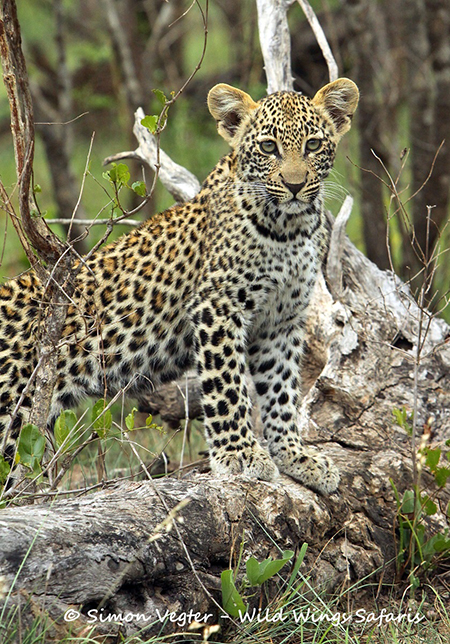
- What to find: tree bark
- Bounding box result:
[1,215,449,638]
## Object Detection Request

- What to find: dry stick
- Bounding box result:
[67,132,95,242]
[0,180,39,274]
[296,0,339,82]
[326,195,354,299]
[371,148,446,308]
[256,0,339,90]
[45,217,141,227]
[369,150,448,582]
[176,376,191,474]
[255,0,294,93]
[373,144,445,267]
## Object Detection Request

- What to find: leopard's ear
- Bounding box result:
[208,84,258,144]
[312,78,359,138]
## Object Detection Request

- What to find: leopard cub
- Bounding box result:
[0,78,359,493]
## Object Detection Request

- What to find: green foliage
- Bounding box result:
[392,406,413,435]
[221,547,300,618]
[54,409,80,452]
[132,181,147,197]
[0,455,10,484]
[124,407,160,433]
[102,162,130,189]
[390,449,450,590]
[15,424,45,476]
[102,162,147,201]
[92,399,112,439]
[141,89,171,134]
[391,407,450,591]
[246,549,294,586]
[221,569,248,618]
[423,445,450,488]
[141,114,159,134]
[125,406,139,431]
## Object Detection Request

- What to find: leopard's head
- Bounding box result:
[208,79,359,216]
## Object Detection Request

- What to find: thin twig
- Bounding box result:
[35,111,89,126]
[45,217,142,227]
[296,0,339,82]
[67,132,95,240]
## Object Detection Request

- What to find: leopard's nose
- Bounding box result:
[280,178,307,197]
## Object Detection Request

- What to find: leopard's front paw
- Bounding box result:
[273,445,340,494]
[210,442,279,482]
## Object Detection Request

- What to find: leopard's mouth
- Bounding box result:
[277,198,310,215]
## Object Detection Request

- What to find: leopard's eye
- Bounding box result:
[259,140,277,154]
[305,138,322,152]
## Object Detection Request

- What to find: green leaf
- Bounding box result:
[425,448,441,472]
[245,550,294,586]
[392,406,412,435]
[141,115,159,133]
[425,533,450,555]
[245,557,261,586]
[92,399,112,439]
[434,467,450,488]
[33,184,42,193]
[16,424,45,471]
[103,163,130,187]
[287,543,308,590]
[153,88,167,106]
[115,163,130,185]
[0,455,11,484]
[54,410,79,452]
[221,570,247,618]
[125,407,138,431]
[420,494,437,516]
[132,181,147,197]
[410,574,420,590]
[146,414,159,429]
[400,489,415,514]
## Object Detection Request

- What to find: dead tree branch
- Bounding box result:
[104,108,201,203]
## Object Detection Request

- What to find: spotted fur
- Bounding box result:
[0,79,358,493]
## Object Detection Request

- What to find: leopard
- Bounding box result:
[0,78,359,494]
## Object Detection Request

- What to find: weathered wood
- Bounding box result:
[104,107,201,204]
[0,476,349,637]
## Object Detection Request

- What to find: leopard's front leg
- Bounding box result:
[194,302,278,481]
[248,317,340,494]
